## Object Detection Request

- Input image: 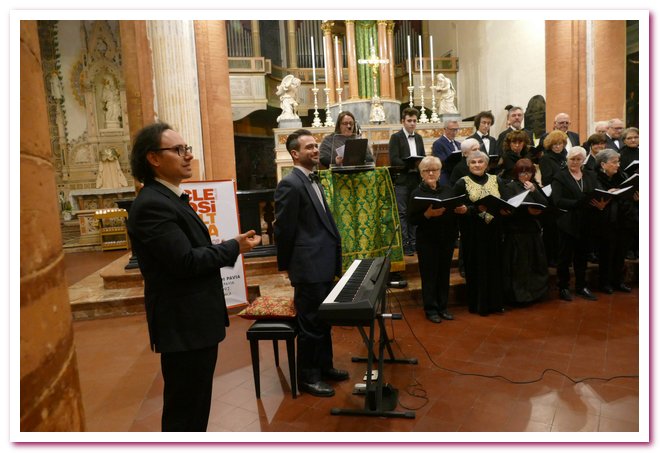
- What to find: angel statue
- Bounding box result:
[276,74,301,123]
[435,73,458,115]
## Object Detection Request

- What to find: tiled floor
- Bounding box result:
[69,250,644,439]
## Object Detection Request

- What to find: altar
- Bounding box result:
[319,167,405,273]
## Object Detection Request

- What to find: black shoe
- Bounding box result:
[625,251,638,260]
[616,283,632,293]
[299,381,335,397]
[587,253,599,264]
[426,314,442,323]
[440,311,454,321]
[322,368,349,381]
[459,268,466,278]
[559,289,573,301]
[492,307,505,314]
[599,285,614,294]
[404,247,415,256]
[576,287,598,301]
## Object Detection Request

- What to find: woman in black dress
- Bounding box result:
[500,158,549,304]
[539,130,568,267]
[409,156,463,323]
[594,149,636,293]
[551,146,608,301]
[499,130,531,182]
[453,150,510,316]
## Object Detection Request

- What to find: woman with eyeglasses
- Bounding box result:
[539,130,568,187]
[453,150,510,316]
[583,133,608,173]
[408,156,464,323]
[551,146,608,302]
[319,111,374,168]
[500,158,549,305]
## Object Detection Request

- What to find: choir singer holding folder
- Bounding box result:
[409,156,466,323]
[453,150,510,316]
[319,111,374,168]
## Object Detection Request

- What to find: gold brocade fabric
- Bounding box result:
[319,167,405,272]
[464,174,500,224]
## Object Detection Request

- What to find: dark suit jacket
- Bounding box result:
[551,169,600,237]
[605,134,622,151]
[389,129,425,186]
[431,135,461,184]
[539,150,567,187]
[469,132,498,156]
[127,180,240,353]
[274,167,342,285]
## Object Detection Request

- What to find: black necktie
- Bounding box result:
[309,173,320,184]
[180,193,190,202]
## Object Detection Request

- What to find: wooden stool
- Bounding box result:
[246,319,297,399]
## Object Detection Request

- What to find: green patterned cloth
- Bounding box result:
[319,167,405,272]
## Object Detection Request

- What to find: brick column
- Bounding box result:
[20,20,85,431]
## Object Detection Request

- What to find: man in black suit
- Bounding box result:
[495,106,534,156]
[127,122,261,431]
[431,119,461,185]
[605,118,625,150]
[467,111,498,173]
[536,113,580,158]
[274,129,348,398]
[389,107,423,256]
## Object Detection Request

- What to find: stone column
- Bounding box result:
[194,20,237,181]
[387,21,396,100]
[251,20,261,57]
[287,20,298,68]
[321,21,336,103]
[377,20,391,99]
[20,20,85,432]
[592,21,627,123]
[345,20,359,100]
[147,20,205,180]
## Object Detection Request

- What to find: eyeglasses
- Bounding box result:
[155,145,193,156]
[341,121,354,126]
[556,121,570,125]
[421,168,440,173]
[447,128,459,132]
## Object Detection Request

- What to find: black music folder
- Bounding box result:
[624,160,639,174]
[409,194,467,214]
[584,186,634,204]
[476,190,530,216]
[619,173,639,191]
[331,138,375,173]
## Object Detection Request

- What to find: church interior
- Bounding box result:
[19,16,646,439]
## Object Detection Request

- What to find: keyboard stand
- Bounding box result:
[330,313,417,419]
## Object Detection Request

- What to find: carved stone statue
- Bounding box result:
[96,147,128,189]
[369,96,386,124]
[435,73,458,115]
[276,74,301,123]
[102,76,121,128]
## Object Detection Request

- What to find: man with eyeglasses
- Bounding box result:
[127,122,261,431]
[431,119,462,184]
[495,106,534,157]
[605,118,625,151]
[535,113,580,160]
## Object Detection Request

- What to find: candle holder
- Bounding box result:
[311,87,323,128]
[407,85,414,108]
[335,87,343,115]
[418,85,429,123]
[429,84,440,123]
[323,87,334,128]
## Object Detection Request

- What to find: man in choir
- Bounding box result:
[495,106,534,157]
[127,122,261,431]
[605,118,625,151]
[468,111,499,174]
[274,129,348,398]
[389,107,424,256]
[432,119,461,185]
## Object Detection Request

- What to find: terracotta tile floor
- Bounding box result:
[70,250,645,439]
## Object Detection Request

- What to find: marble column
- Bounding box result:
[147,20,205,180]
[345,20,359,100]
[251,20,261,57]
[377,20,391,99]
[194,20,237,181]
[287,20,298,68]
[321,21,336,103]
[20,20,85,431]
[387,21,396,101]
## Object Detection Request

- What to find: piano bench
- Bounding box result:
[246,319,298,399]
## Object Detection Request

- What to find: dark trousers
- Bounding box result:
[417,239,455,315]
[293,281,334,383]
[160,344,218,432]
[598,233,626,287]
[557,231,588,290]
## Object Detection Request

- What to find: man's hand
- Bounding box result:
[236,230,262,254]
